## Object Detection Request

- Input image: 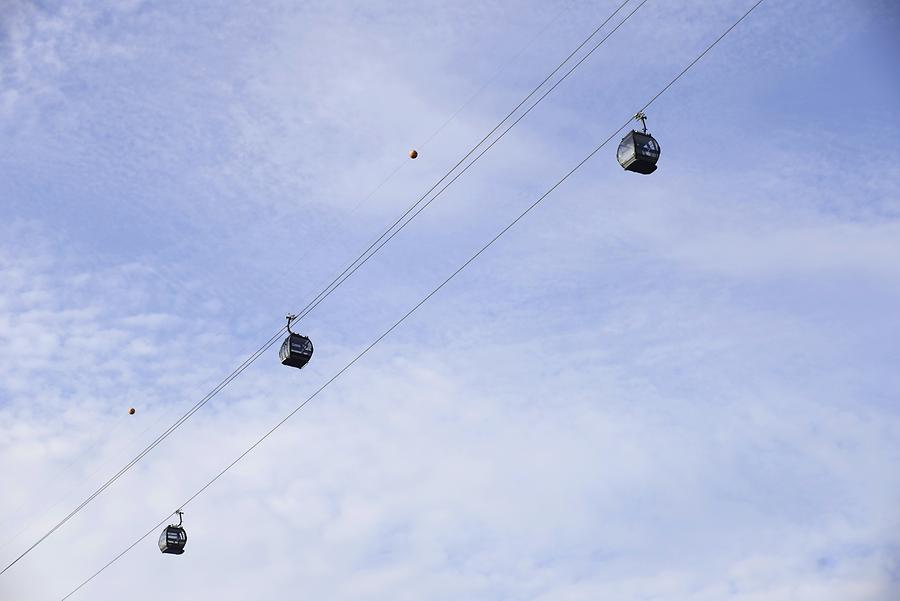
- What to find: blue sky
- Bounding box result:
[1,0,899,599]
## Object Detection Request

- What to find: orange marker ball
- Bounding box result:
[409,149,418,159]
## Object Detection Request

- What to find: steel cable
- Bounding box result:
[59,1,766,597]
[0,0,638,576]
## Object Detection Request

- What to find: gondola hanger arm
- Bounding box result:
[634,111,648,133]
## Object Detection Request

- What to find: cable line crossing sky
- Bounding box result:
[3,1,897,599]
[0,0,644,577]
[59,1,768,597]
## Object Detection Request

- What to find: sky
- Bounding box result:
[1,0,899,599]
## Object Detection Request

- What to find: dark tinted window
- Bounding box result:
[634,133,660,158]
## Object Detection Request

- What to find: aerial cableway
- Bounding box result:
[56,1,767,596]
[0,0,646,579]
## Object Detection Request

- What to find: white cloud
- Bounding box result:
[1,1,898,600]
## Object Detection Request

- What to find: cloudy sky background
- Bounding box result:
[1,0,899,599]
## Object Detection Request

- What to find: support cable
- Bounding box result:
[0,0,637,576]
[289,0,649,326]
[59,2,766,597]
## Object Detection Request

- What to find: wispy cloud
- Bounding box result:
[1,1,898,599]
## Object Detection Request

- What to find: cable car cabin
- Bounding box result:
[280,333,313,369]
[617,130,660,174]
[159,525,187,555]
